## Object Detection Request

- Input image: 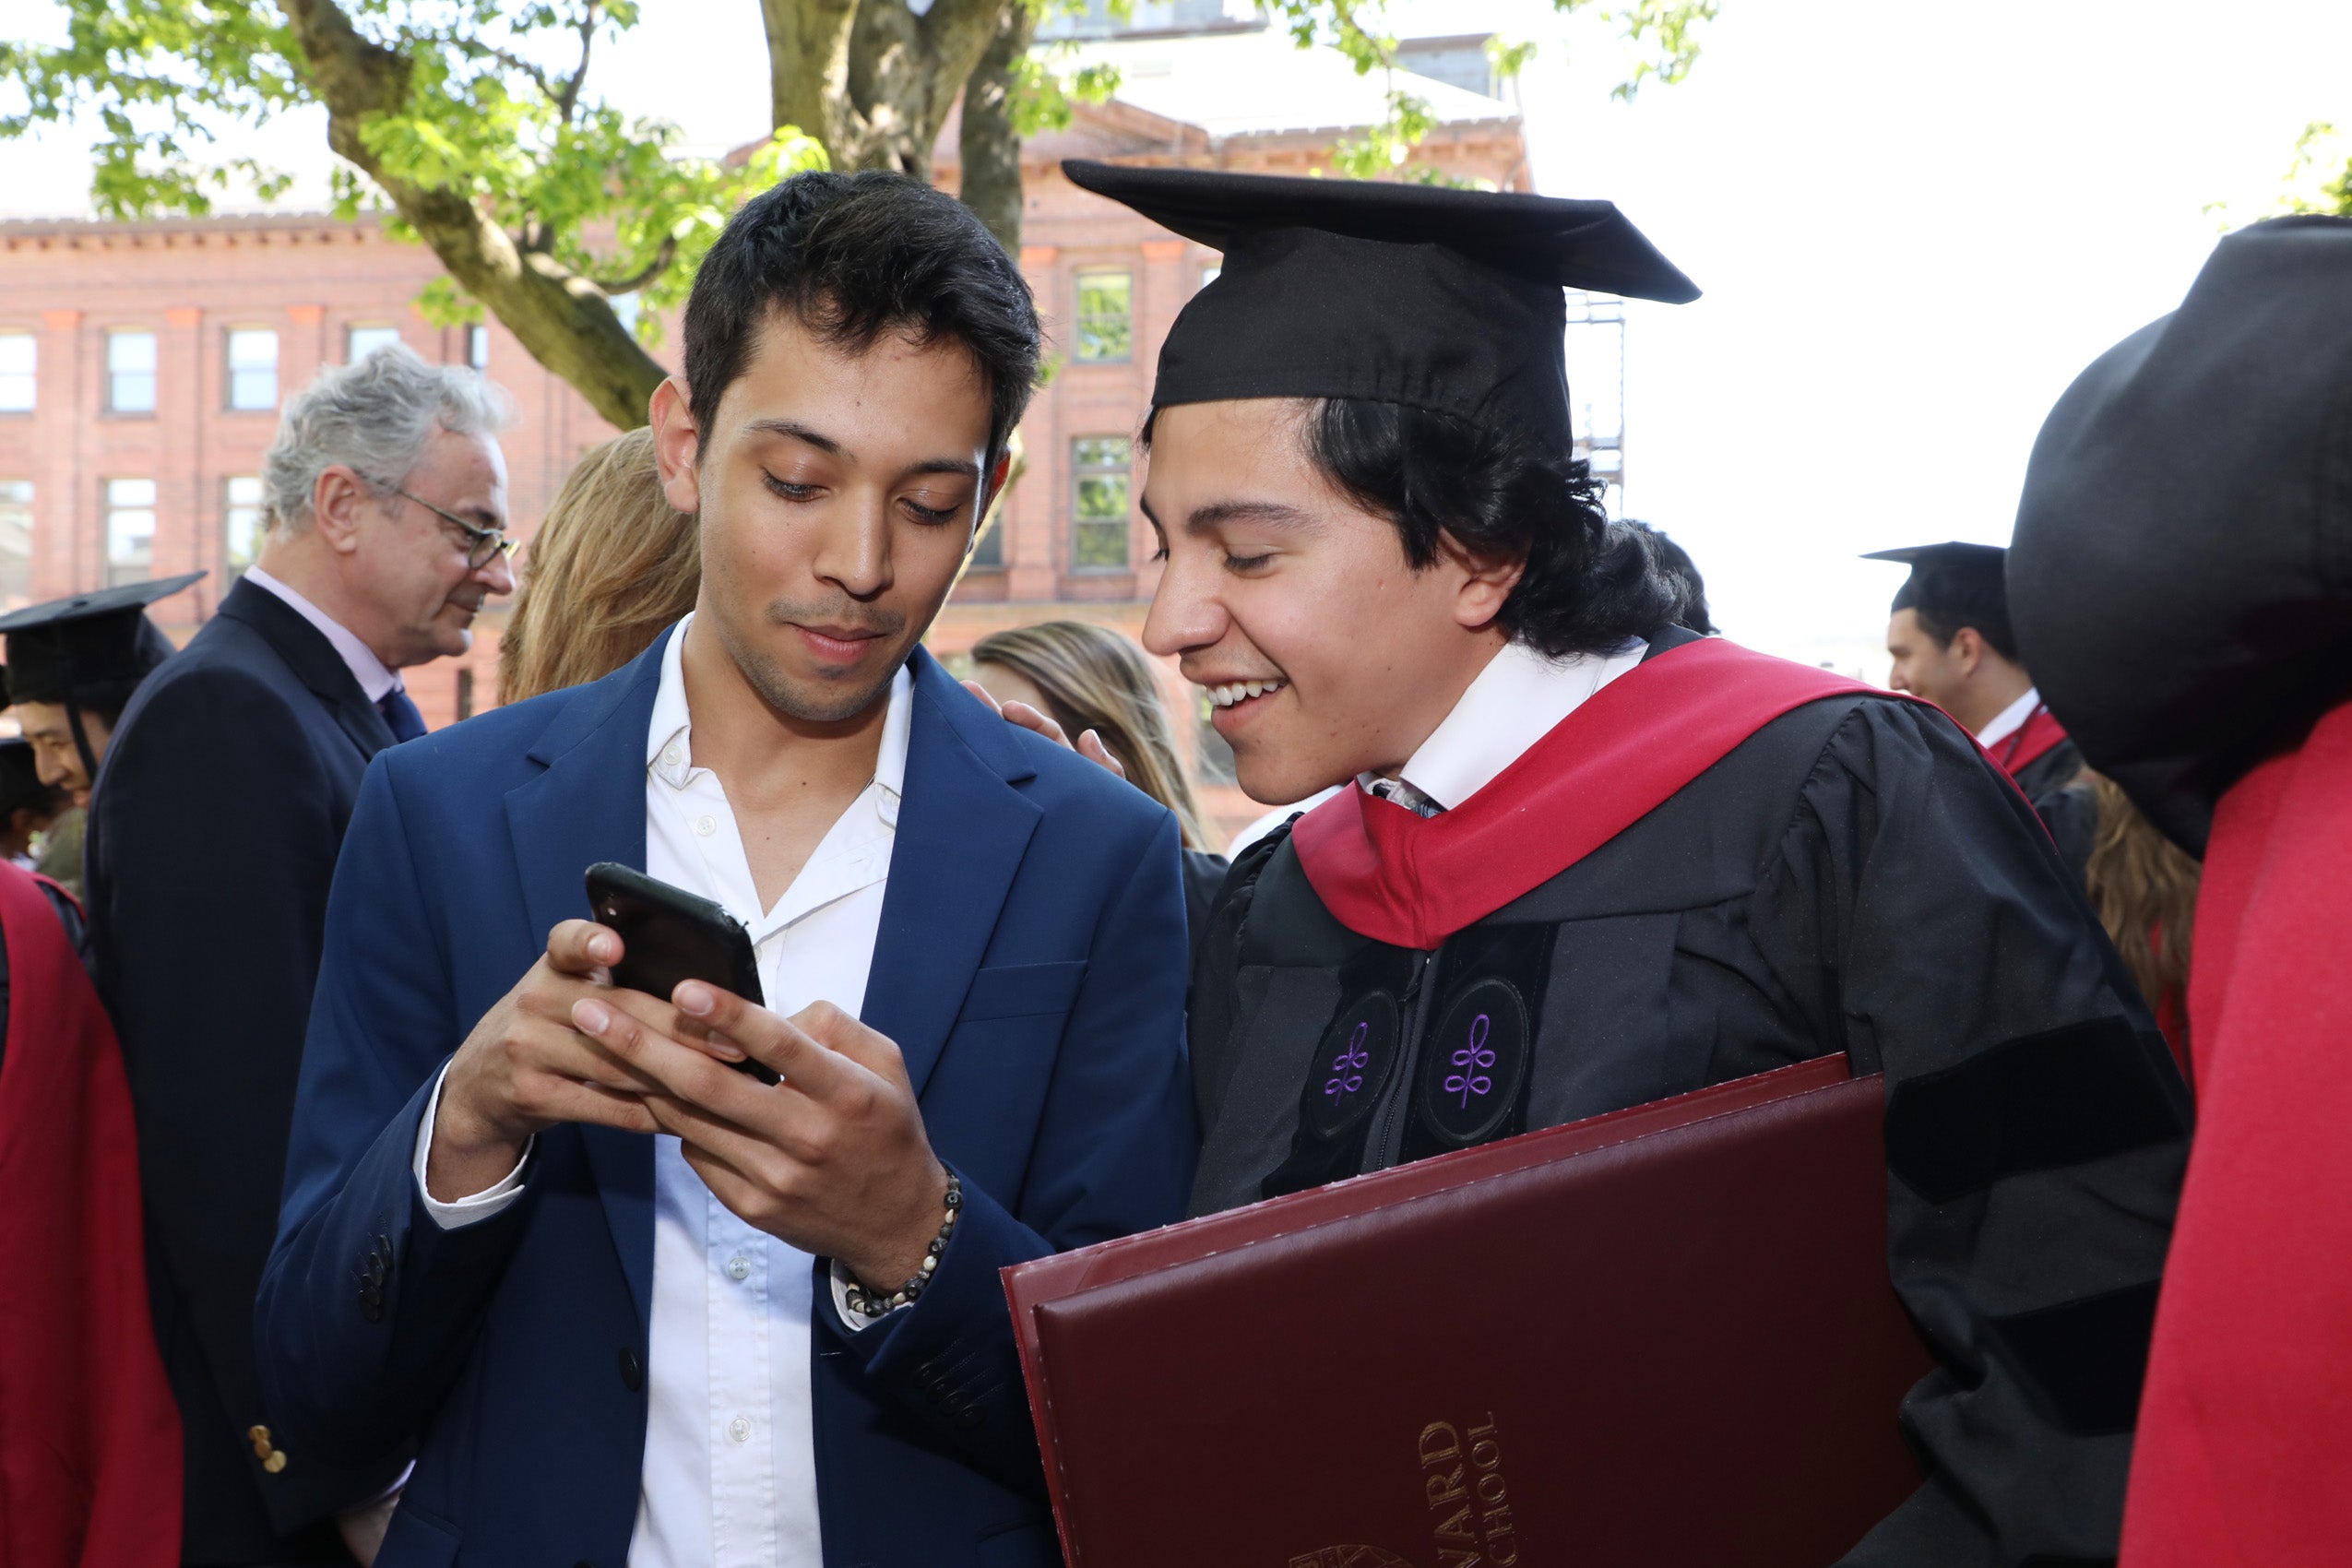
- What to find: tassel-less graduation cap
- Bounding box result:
[0,573,200,709]
[1863,541,2018,655]
[0,740,50,817]
[1060,160,1699,446]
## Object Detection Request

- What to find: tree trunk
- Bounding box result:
[958,2,1036,252]
[763,0,1011,180]
[276,0,665,431]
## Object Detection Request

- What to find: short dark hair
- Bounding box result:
[1894,566,2018,660]
[1299,398,1673,658]
[683,171,1041,471]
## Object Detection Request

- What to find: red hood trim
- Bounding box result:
[1290,638,1876,949]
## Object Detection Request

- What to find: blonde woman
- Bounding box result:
[967,619,1229,944]
[499,427,699,703]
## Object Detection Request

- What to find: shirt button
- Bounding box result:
[728,1416,753,1443]
[662,745,682,768]
[726,1254,752,1282]
[695,814,717,837]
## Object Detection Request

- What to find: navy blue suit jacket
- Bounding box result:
[256,635,1196,1568]
[89,576,413,1560]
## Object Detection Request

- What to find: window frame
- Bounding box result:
[345,324,403,363]
[222,474,266,581]
[0,479,33,607]
[106,330,159,416]
[103,476,159,586]
[1071,269,1135,365]
[1069,434,1134,574]
[0,333,35,415]
[224,327,279,413]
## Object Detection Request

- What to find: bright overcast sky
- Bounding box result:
[8,0,2350,671]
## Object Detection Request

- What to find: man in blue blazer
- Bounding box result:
[257,172,1196,1566]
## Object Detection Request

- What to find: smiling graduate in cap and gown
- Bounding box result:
[0,577,187,1565]
[1067,157,2192,1566]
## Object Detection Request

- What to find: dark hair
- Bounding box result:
[79,680,144,730]
[683,171,1041,469]
[1893,566,2018,660]
[1624,520,1716,636]
[1297,399,1673,657]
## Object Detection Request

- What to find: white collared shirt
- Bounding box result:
[1356,638,1647,815]
[1975,686,2042,747]
[243,565,406,706]
[410,614,911,1568]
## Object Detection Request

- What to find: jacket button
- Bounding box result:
[618,1348,644,1392]
[263,1450,289,1473]
[953,1403,984,1430]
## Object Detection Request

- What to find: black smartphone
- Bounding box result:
[582,861,778,1084]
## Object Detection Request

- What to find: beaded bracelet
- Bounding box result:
[843,1171,962,1318]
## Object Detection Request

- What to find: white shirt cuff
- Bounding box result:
[829,1259,912,1329]
[411,1062,532,1229]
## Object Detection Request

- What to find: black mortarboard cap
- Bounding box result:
[2011,215,2352,854]
[0,572,201,708]
[1061,160,1698,447]
[1863,541,2018,659]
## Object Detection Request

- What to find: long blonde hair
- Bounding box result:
[500,428,699,704]
[2084,773,2200,1030]
[970,620,1213,851]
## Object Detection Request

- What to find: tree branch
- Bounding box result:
[276,0,663,429]
[588,234,677,295]
[558,0,596,125]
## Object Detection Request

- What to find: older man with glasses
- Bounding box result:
[84,344,517,1568]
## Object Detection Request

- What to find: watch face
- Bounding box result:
[1306,990,1403,1140]
[1418,977,1531,1148]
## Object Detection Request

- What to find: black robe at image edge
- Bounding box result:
[1188,689,2190,1568]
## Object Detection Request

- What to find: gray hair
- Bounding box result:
[261,343,513,532]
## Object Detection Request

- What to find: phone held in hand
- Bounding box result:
[582,861,778,1085]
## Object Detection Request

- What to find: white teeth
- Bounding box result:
[1207,679,1285,708]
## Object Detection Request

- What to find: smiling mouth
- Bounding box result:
[1204,678,1288,710]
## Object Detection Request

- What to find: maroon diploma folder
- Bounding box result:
[1004,1055,1936,1568]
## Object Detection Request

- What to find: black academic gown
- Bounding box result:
[2013,734,2096,881]
[1187,637,2190,1568]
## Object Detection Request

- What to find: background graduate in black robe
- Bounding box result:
[1870,540,2096,873]
[1065,158,2192,1568]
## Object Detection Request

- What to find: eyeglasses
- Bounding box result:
[368,478,518,571]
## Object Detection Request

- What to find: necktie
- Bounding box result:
[376,687,427,743]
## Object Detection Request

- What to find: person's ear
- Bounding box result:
[649,377,704,517]
[1949,625,1985,679]
[310,465,371,557]
[979,451,1013,530]
[1437,530,1526,632]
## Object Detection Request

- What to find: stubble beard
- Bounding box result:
[719,593,909,726]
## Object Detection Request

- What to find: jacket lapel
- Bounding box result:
[861,649,1041,1099]
[217,577,397,757]
[504,631,666,1325]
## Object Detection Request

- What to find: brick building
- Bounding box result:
[0,13,1529,837]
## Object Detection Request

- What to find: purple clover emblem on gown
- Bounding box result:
[1325,1020,1372,1104]
[1444,1013,1496,1109]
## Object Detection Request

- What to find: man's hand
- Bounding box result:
[960,677,1127,779]
[428,920,661,1201]
[570,981,950,1293]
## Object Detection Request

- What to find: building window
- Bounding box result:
[1073,271,1133,363]
[226,328,279,411]
[456,667,476,721]
[968,505,1005,572]
[347,325,402,362]
[105,478,157,586]
[0,335,34,413]
[1071,436,1132,571]
[468,324,490,372]
[108,331,158,413]
[0,481,30,607]
[223,475,265,580]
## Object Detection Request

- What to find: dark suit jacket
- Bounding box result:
[87,576,412,1563]
[257,635,1198,1568]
